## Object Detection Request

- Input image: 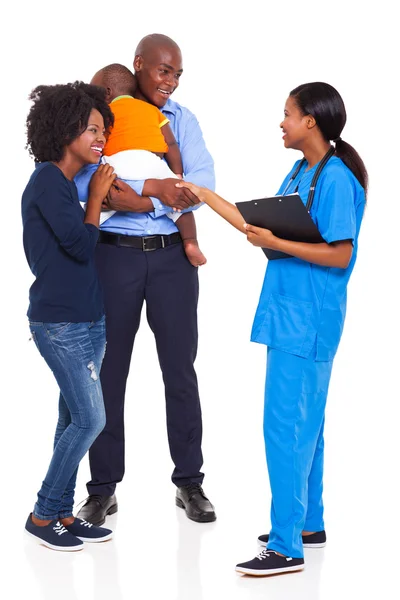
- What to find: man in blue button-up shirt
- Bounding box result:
[76,34,217,526]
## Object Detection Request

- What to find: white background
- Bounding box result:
[1,1,399,598]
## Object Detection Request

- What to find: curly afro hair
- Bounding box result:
[26,81,114,163]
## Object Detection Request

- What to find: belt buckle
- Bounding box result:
[142,235,158,252]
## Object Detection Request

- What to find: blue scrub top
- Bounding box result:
[251,156,365,361]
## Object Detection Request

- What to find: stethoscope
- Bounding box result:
[281,146,336,211]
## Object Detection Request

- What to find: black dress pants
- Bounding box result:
[87,240,204,496]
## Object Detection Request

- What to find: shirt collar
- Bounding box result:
[162,98,178,115]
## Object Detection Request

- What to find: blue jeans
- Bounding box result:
[29,317,106,520]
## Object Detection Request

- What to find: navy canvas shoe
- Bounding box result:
[258,530,326,548]
[236,549,304,576]
[64,518,113,542]
[25,514,83,552]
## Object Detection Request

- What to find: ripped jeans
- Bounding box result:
[29,316,106,520]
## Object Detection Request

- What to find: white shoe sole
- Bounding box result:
[236,564,305,576]
[303,542,326,548]
[77,532,113,543]
[25,531,84,552]
[258,539,326,549]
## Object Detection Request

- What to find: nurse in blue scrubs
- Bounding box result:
[177,82,368,576]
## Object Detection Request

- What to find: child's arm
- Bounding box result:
[161,123,183,176]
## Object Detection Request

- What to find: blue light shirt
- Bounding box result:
[251,156,365,361]
[74,98,215,236]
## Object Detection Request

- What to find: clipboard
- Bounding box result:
[235,193,324,260]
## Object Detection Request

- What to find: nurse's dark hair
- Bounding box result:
[290,82,368,193]
[26,81,114,163]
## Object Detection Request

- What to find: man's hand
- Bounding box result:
[245,224,277,248]
[102,190,113,210]
[175,181,207,204]
[143,178,200,210]
[106,180,153,213]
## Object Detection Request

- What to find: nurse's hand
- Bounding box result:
[245,224,276,248]
[176,181,207,203]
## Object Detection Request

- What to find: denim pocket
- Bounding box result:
[45,322,72,338]
[29,329,41,352]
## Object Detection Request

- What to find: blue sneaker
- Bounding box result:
[25,514,84,552]
[64,518,113,542]
[236,549,304,576]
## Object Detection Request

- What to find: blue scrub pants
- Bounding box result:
[264,347,333,558]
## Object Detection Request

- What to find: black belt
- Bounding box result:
[98,230,182,251]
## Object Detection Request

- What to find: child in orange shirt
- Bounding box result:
[91,63,206,267]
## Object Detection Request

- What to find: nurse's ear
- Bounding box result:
[306,115,317,130]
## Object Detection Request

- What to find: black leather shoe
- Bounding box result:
[176,484,216,523]
[76,494,118,526]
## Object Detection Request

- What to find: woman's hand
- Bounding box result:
[85,164,116,227]
[245,224,277,248]
[89,164,117,203]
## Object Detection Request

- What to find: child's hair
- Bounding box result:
[26,81,114,163]
[290,82,368,193]
[96,63,137,98]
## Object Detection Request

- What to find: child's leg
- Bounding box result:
[263,347,333,558]
[29,319,106,522]
[173,212,207,267]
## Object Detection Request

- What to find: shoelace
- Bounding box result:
[80,519,93,528]
[256,549,293,562]
[53,522,68,536]
[184,483,206,500]
[256,549,273,561]
[75,495,104,512]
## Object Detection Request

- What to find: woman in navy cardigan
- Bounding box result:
[22,82,117,551]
